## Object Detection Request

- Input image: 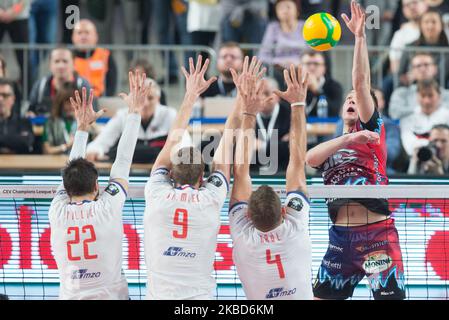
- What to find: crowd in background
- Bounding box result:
[2,0,449,177]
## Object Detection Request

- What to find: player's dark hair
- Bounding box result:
[248,185,282,232]
[171,147,205,186]
[62,158,98,197]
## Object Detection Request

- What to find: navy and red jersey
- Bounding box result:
[318,111,390,223]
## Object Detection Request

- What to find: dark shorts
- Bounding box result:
[313,219,406,300]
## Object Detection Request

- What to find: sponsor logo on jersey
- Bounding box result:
[207,175,223,188]
[163,247,196,258]
[363,251,392,274]
[287,197,303,212]
[355,240,389,253]
[105,184,120,196]
[71,269,101,280]
[323,259,342,270]
[265,287,297,299]
[329,244,344,253]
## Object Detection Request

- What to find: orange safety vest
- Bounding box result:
[74,48,110,97]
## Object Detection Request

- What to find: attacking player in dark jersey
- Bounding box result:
[305,1,405,300]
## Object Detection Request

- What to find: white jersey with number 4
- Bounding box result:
[49,181,129,300]
[230,191,313,300]
[144,168,228,300]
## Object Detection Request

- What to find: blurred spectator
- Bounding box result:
[0,78,34,154]
[187,0,220,60]
[389,0,428,74]
[72,19,117,97]
[398,9,449,86]
[400,79,449,156]
[220,0,268,45]
[152,0,191,84]
[334,88,404,174]
[28,47,93,116]
[259,0,306,90]
[130,58,168,106]
[29,0,58,81]
[299,0,334,19]
[408,123,449,175]
[390,53,449,120]
[0,0,31,84]
[301,50,343,118]
[362,0,398,46]
[200,42,244,98]
[0,53,22,118]
[254,77,291,172]
[425,0,449,34]
[86,79,178,163]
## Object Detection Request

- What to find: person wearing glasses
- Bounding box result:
[300,50,343,119]
[389,53,449,120]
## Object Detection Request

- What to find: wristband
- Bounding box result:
[291,102,306,107]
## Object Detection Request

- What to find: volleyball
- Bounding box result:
[303,13,342,52]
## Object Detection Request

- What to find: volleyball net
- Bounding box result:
[1,180,449,300]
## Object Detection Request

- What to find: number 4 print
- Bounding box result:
[266,249,285,279]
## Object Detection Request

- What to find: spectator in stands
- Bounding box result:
[0,53,22,118]
[400,79,449,156]
[130,58,167,106]
[86,79,179,163]
[187,0,220,59]
[152,0,191,84]
[0,78,34,154]
[389,53,449,120]
[299,0,335,19]
[29,0,58,81]
[72,19,117,97]
[259,0,307,90]
[362,0,398,46]
[389,0,428,74]
[301,50,343,118]
[42,87,99,155]
[28,47,93,116]
[220,0,268,45]
[0,0,31,84]
[200,42,244,98]
[408,124,449,175]
[399,9,449,87]
[334,88,404,174]
[254,77,291,172]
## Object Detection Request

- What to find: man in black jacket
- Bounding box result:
[301,50,343,118]
[254,77,291,172]
[0,78,34,154]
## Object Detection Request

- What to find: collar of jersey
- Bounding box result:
[69,200,93,205]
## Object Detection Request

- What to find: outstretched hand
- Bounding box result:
[119,69,151,114]
[273,64,309,105]
[230,56,268,115]
[342,0,366,38]
[70,87,105,131]
[181,55,217,96]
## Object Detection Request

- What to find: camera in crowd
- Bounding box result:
[417,142,439,162]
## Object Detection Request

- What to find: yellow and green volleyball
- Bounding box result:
[303,13,342,52]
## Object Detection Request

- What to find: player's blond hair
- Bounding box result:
[171,147,205,186]
[248,185,282,232]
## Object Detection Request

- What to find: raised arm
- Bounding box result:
[212,56,267,183]
[273,65,309,194]
[109,70,151,192]
[342,1,375,123]
[305,130,380,168]
[230,65,265,206]
[151,56,216,173]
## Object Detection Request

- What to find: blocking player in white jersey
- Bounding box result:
[144,56,265,299]
[48,70,150,299]
[229,64,313,300]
